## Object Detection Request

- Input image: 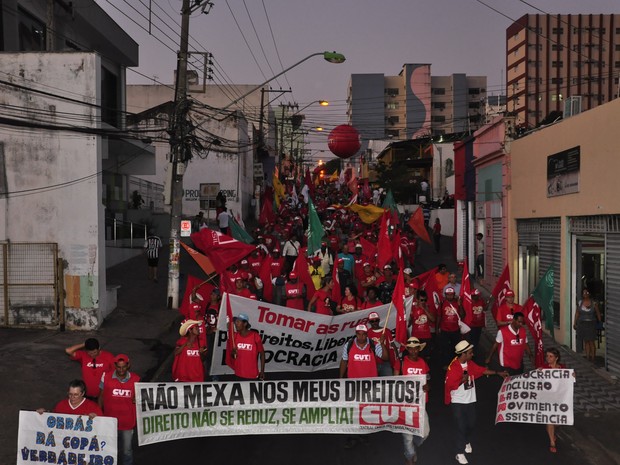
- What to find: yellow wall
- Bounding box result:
[509,98,620,344]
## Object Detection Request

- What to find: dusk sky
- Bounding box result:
[96,0,618,160]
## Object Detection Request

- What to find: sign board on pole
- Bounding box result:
[253,163,264,179]
[180,220,192,237]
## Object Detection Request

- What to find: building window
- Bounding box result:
[615,61,620,68]
[551,44,564,51]
[385,116,399,125]
[432,102,446,110]
[468,88,480,95]
[385,102,399,110]
[551,77,564,85]
[385,88,399,97]
[529,60,541,67]
[616,27,620,34]
[552,27,564,34]
[431,115,446,123]
[18,7,46,51]
[385,129,400,138]
[432,88,446,95]
[552,61,563,68]
[551,94,563,102]
[468,102,480,109]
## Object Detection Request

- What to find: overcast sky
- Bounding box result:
[97,0,618,160]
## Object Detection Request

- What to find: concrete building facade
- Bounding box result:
[509,97,620,375]
[506,14,620,129]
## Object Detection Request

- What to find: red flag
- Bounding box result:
[460,259,473,325]
[362,179,371,199]
[331,260,341,304]
[392,269,408,345]
[293,249,316,301]
[377,211,393,269]
[179,275,209,318]
[225,293,236,370]
[423,268,442,318]
[190,228,255,274]
[180,242,216,275]
[523,296,545,368]
[391,230,404,271]
[407,207,431,244]
[412,268,435,291]
[359,237,377,259]
[259,197,276,226]
[491,265,512,321]
[258,255,274,302]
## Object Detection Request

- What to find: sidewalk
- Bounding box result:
[0,248,182,464]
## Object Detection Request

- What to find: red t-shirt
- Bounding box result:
[367,328,395,369]
[439,300,460,332]
[270,258,285,278]
[497,325,528,370]
[497,303,522,324]
[340,295,359,312]
[470,300,486,328]
[71,350,115,398]
[101,372,140,430]
[285,282,305,310]
[234,287,252,298]
[411,305,433,340]
[346,342,379,378]
[173,337,205,382]
[362,300,382,309]
[234,331,264,379]
[313,289,333,315]
[401,356,430,402]
[53,398,103,416]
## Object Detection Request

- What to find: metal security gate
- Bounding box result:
[491,218,503,276]
[539,219,561,302]
[605,233,620,375]
[0,242,61,328]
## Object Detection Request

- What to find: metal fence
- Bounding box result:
[0,242,61,328]
[105,218,148,248]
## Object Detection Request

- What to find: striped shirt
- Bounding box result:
[144,236,162,259]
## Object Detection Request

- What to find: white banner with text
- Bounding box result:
[136,377,425,444]
[495,369,575,425]
[212,295,410,375]
[17,411,117,465]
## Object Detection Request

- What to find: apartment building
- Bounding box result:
[347,64,487,149]
[506,14,620,129]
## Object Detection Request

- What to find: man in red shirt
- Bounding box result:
[468,289,486,350]
[366,313,397,376]
[485,312,534,375]
[438,287,462,368]
[496,290,521,327]
[232,313,265,380]
[445,341,507,464]
[173,319,207,382]
[98,354,140,465]
[339,324,388,379]
[65,338,115,400]
[284,272,305,310]
[410,291,435,351]
[38,379,102,418]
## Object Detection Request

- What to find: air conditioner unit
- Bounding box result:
[563,96,582,118]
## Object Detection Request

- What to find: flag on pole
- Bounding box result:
[490,265,512,321]
[258,256,274,303]
[229,216,254,244]
[293,249,316,301]
[225,293,236,370]
[422,268,442,318]
[407,207,432,244]
[460,259,473,325]
[348,203,385,224]
[190,228,256,274]
[180,242,216,275]
[328,170,339,182]
[392,269,408,346]
[273,174,286,208]
[306,197,325,257]
[382,189,397,211]
[359,237,377,259]
[523,265,555,367]
[376,211,393,269]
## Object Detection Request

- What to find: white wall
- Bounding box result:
[0,52,106,329]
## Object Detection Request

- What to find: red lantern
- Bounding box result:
[328,125,361,159]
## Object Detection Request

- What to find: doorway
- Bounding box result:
[574,235,605,366]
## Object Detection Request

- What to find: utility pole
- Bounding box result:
[167,0,198,309]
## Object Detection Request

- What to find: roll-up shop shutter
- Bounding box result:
[491,218,503,277]
[538,218,561,303]
[605,233,620,375]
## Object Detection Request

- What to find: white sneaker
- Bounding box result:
[456,454,469,464]
[465,443,473,454]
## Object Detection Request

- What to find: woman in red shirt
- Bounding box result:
[308,277,334,315]
[338,286,360,313]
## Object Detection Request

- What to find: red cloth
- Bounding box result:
[292,250,316,301]
[53,398,103,416]
[491,265,512,321]
[410,304,432,340]
[376,211,392,269]
[496,303,522,324]
[70,350,115,398]
[392,269,408,346]
[460,258,473,325]
[523,296,545,368]
[101,372,140,430]
[190,228,255,274]
[180,242,216,275]
[285,281,305,310]
[407,208,431,244]
[470,298,486,328]
[313,289,333,315]
[439,299,460,332]
[259,257,274,302]
[497,325,528,370]
[225,294,236,371]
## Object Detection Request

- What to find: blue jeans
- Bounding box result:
[118,429,134,465]
[402,433,424,460]
[452,402,476,454]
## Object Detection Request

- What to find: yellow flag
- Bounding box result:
[328,170,339,182]
[272,174,285,208]
[349,204,386,224]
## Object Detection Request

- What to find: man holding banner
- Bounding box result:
[232,313,265,380]
[339,324,388,379]
[485,312,534,376]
